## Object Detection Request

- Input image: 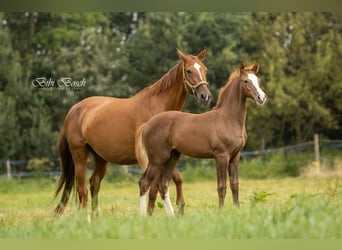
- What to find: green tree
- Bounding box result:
[240,12,342,149]
[1,12,131,159]
[0,93,18,159]
[1,12,341,161]
[121,12,247,112]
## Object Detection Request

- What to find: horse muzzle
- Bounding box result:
[256,93,267,105]
[195,85,212,106]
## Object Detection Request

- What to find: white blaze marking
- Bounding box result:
[248,73,266,100]
[163,188,175,216]
[194,62,203,81]
[140,193,147,216]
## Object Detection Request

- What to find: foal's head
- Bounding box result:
[239,62,267,105]
[177,48,212,106]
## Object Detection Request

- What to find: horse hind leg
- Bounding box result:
[138,170,150,216]
[89,149,107,216]
[158,150,181,216]
[139,163,161,216]
[70,145,89,211]
[158,176,174,216]
[172,169,185,215]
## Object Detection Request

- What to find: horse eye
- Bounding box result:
[186,70,192,74]
[244,80,249,84]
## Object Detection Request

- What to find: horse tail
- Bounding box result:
[135,123,149,170]
[54,127,75,215]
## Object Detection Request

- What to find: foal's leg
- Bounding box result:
[147,166,163,215]
[138,164,161,216]
[172,169,185,215]
[228,153,240,206]
[215,154,229,208]
[89,152,107,216]
[158,150,181,216]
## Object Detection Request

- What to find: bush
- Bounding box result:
[239,152,311,179]
[105,163,142,182]
[26,158,55,177]
[179,158,216,182]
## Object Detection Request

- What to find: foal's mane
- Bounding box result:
[142,61,182,96]
[213,70,240,109]
[214,65,255,109]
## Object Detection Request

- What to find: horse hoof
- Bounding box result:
[176,203,185,216]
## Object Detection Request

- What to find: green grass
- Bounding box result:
[0,175,342,238]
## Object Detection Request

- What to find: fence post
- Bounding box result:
[314,133,320,174]
[6,159,12,179]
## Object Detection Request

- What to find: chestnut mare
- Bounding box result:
[136,63,267,215]
[54,48,212,216]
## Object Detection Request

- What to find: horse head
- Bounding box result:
[239,62,267,105]
[177,48,212,106]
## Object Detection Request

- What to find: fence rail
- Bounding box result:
[1,135,341,178]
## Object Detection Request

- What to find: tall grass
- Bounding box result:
[1,176,342,238]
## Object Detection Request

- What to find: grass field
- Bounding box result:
[0,174,342,239]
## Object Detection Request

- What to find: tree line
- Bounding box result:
[0,12,341,161]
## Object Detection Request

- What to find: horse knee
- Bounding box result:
[217,184,227,196]
[230,182,239,193]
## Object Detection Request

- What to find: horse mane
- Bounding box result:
[213,69,240,109]
[142,61,182,96]
[214,64,256,109]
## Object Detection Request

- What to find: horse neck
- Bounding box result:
[216,77,247,127]
[147,62,187,114]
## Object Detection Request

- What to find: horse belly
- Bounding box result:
[177,142,213,159]
[174,128,213,158]
[82,104,140,165]
[87,132,137,164]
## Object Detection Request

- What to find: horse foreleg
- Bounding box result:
[215,154,229,208]
[89,153,107,217]
[228,153,240,206]
[172,169,185,215]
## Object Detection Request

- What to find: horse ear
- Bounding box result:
[196,48,206,61]
[177,48,187,61]
[253,62,259,73]
[240,62,246,73]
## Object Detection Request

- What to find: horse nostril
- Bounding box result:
[258,94,267,104]
[199,93,212,105]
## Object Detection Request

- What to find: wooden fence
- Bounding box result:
[1,134,341,178]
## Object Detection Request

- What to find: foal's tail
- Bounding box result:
[135,124,149,170]
[54,128,75,215]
